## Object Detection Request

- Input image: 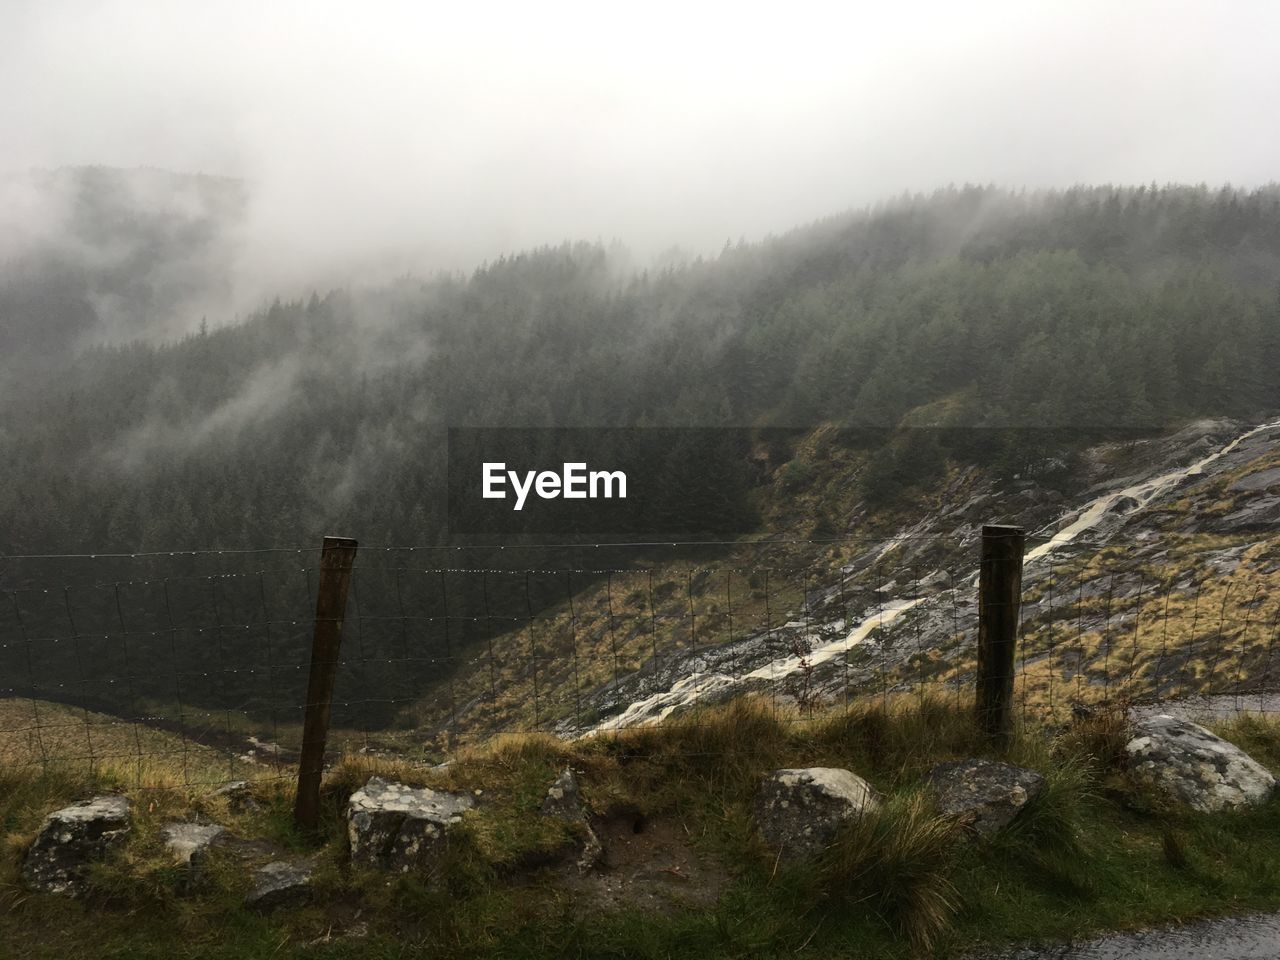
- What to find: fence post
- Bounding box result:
[293,535,358,832]
[976,524,1024,746]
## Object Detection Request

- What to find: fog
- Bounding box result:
[4,0,1279,309]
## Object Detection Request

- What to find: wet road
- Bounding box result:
[986,913,1280,959]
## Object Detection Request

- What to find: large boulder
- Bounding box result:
[1126,714,1275,812]
[755,767,879,861]
[245,860,313,911]
[541,768,603,871]
[924,759,1044,835]
[22,795,131,896]
[347,777,475,876]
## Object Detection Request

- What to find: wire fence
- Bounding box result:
[2,528,1278,794]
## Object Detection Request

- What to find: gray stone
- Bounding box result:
[924,759,1045,835]
[162,822,225,865]
[347,776,475,876]
[22,795,131,896]
[245,860,313,911]
[1126,714,1275,812]
[163,821,225,889]
[541,768,586,819]
[541,768,604,871]
[1210,496,1280,533]
[755,767,879,861]
[1228,466,1280,493]
[211,780,259,813]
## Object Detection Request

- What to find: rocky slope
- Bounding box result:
[558,417,1280,734]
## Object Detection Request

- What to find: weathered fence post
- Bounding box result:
[293,535,358,832]
[976,524,1024,746]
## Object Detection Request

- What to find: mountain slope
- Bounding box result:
[399,418,1280,747]
[4,184,1280,742]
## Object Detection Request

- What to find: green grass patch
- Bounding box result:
[2,697,1280,958]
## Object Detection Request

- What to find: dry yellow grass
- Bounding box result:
[0,698,268,790]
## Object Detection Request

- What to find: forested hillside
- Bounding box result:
[2,183,1278,556]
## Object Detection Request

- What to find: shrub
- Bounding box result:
[821,791,960,951]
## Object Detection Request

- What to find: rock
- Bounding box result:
[755,768,879,861]
[1228,466,1280,493]
[541,768,586,819]
[347,777,475,876]
[245,860,313,911]
[1126,715,1275,812]
[1210,496,1280,533]
[163,822,225,865]
[162,821,225,889]
[22,795,131,896]
[541,768,604,871]
[924,759,1045,835]
[211,780,259,813]
[1108,495,1140,514]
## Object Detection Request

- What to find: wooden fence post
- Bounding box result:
[976,524,1024,746]
[293,535,358,832]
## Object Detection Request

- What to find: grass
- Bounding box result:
[3,694,1280,958]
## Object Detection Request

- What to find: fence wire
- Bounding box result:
[2,531,1278,790]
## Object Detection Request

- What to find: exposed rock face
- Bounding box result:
[22,795,131,896]
[541,768,604,871]
[755,767,879,861]
[1227,465,1280,493]
[245,860,313,911]
[1208,495,1280,533]
[347,777,475,876]
[1126,715,1275,812]
[924,759,1045,835]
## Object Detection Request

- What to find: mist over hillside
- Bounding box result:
[9,7,1280,958]
[1,181,1279,558]
[0,166,246,362]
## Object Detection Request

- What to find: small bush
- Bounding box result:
[1056,701,1133,771]
[821,791,959,951]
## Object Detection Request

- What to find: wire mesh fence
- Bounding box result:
[2,528,1278,794]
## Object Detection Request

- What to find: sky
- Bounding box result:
[3,0,1279,293]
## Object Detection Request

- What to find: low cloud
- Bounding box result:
[3,0,1278,319]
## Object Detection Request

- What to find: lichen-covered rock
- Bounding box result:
[924,759,1045,835]
[22,795,131,896]
[245,860,313,911]
[1126,714,1275,812]
[347,777,475,876]
[755,767,878,861]
[541,768,604,871]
